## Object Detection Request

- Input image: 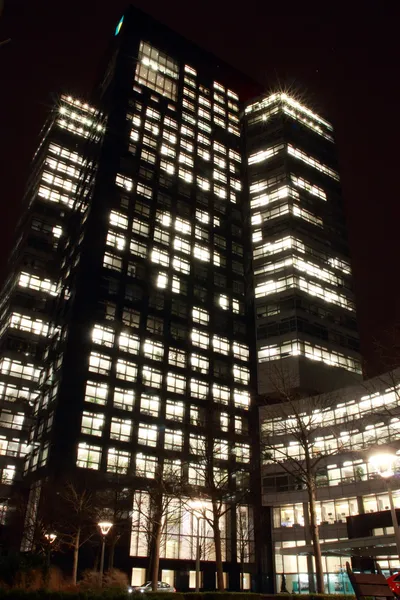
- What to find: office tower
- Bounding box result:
[4,6,262,590]
[0,5,361,592]
[244,93,362,396]
[0,95,102,526]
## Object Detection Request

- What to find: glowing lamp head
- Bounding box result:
[44,533,57,544]
[369,453,397,479]
[98,521,113,536]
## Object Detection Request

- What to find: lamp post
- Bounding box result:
[44,533,57,568]
[369,453,400,560]
[189,501,205,592]
[98,521,113,586]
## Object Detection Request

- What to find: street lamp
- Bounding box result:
[189,501,205,592]
[44,533,57,567]
[98,521,113,586]
[369,453,400,560]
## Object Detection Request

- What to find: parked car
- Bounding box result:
[387,573,400,597]
[128,582,176,593]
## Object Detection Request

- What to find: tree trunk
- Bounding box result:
[308,482,324,593]
[212,502,224,591]
[151,521,162,592]
[72,527,81,585]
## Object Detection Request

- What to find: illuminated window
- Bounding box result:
[132,219,150,237]
[214,184,227,199]
[116,173,133,191]
[0,358,40,382]
[191,354,209,374]
[233,389,250,409]
[181,125,195,138]
[213,335,230,355]
[135,41,179,101]
[107,448,130,474]
[85,380,108,405]
[213,383,230,405]
[18,272,57,296]
[233,365,250,384]
[116,358,138,381]
[136,453,157,478]
[167,372,186,394]
[140,394,160,416]
[219,295,229,310]
[174,236,191,255]
[111,417,132,442]
[183,87,196,99]
[114,387,135,411]
[92,324,114,347]
[143,339,164,361]
[81,411,104,436]
[171,275,181,294]
[233,342,249,361]
[151,247,169,267]
[172,256,190,274]
[164,429,183,451]
[190,378,208,399]
[193,245,210,262]
[197,176,210,191]
[163,130,177,144]
[175,218,191,235]
[88,352,111,374]
[156,272,168,289]
[180,138,194,152]
[10,313,49,337]
[106,231,125,251]
[192,328,209,349]
[77,442,101,470]
[138,423,158,447]
[188,464,205,485]
[142,366,163,388]
[288,145,339,180]
[166,399,184,422]
[192,307,209,325]
[130,239,147,258]
[137,182,152,199]
[109,210,128,230]
[119,332,140,354]
[235,443,250,462]
[168,348,186,368]
[161,144,176,158]
[164,459,181,478]
[190,433,206,454]
[215,439,229,460]
[154,228,170,246]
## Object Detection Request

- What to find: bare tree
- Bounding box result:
[236,504,254,590]
[56,482,98,585]
[131,466,184,591]
[185,431,250,592]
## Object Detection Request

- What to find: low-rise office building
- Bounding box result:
[260,370,400,593]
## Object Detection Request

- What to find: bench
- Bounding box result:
[346,561,395,600]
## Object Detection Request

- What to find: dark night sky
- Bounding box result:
[0,0,399,375]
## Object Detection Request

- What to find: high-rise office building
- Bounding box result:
[0,94,103,524]
[1,6,262,590]
[0,5,360,592]
[244,93,362,396]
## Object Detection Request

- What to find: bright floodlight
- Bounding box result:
[44,533,57,544]
[369,453,397,479]
[98,521,113,536]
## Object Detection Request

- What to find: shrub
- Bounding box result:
[103,569,129,590]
